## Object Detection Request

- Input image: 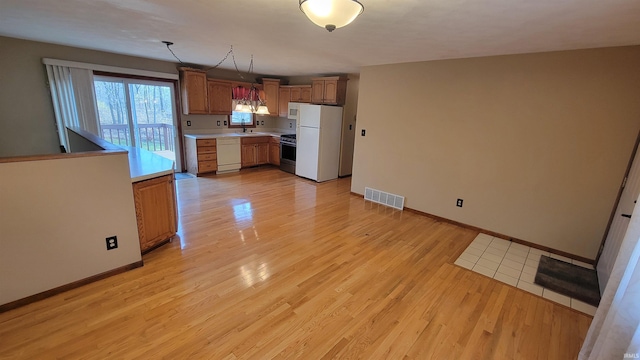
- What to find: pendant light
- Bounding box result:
[299,0,364,32]
[163,42,270,115]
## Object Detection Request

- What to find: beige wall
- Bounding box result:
[352,46,640,260]
[0,153,141,305]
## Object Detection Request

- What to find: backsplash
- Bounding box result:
[182,114,295,135]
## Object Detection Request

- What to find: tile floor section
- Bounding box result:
[454,233,598,316]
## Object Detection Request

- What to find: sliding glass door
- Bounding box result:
[93,76,180,166]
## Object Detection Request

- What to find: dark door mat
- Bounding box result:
[534,255,600,307]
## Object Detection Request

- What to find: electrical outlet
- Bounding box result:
[349,124,352,130]
[186,121,191,126]
[217,120,220,126]
[361,129,366,136]
[224,120,227,126]
[106,236,118,250]
[456,199,463,207]
[261,120,264,125]
[289,122,293,128]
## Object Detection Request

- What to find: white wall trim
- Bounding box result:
[42,58,178,80]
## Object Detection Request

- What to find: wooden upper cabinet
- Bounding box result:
[207,80,232,115]
[311,81,325,104]
[290,87,301,103]
[280,85,313,116]
[279,87,291,117]
[180,69,208,115]
[299,86,312,103]
[262,78,280,116]
[323,80,339,104]
[289,85,312,103]
[311,76,347,105]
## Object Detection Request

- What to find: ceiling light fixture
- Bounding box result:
[231,55,269,115]
[299,0,364,32]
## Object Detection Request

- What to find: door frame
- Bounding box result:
[595,129,640,265]
[94,71,185,172]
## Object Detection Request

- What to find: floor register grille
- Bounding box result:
[364,187,405,210]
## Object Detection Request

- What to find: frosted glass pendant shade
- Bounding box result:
[256,105,269,115]
[299,0,364,32]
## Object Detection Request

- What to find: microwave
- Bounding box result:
[287,102,301,120]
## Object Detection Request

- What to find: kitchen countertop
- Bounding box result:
[122,146,175,183]
[65,127,175,183]
[184,131,294,140]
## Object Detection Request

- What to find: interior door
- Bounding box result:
[597,137,640,293]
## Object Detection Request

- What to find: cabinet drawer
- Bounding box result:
[196,139,216,147]
[241,136,270,145]
[198,160,217,173]
[198,153,217,161]
[197,146,217,154]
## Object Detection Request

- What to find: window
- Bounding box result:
[93,75,180,164]
[229,110,256,128]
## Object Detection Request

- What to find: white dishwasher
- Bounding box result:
[216,137,241,173]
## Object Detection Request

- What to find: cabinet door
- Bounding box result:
[262,79,280,116]
[257,143,269,165]
[290,87,301,102]
[208,80,232,115]
[323,80,338,104]
[133,175,177,253]
[241,144,256,167]
[269,142,280,165]
[181,70,208,114]
[300,87,312,103]
[311,80,325,104]
[278,87,291,117]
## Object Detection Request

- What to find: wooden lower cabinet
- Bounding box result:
[269,137,280,166]
[241,137,270,168]
[185,137,217,175]
[132,174,177,254]
[241,143,257,167]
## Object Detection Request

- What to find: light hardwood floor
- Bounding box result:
[0,167,591,359]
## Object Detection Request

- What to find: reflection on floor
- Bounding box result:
[0,168,592,359]
[454,233,598,316]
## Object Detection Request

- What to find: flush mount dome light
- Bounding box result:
[299,0,364,32]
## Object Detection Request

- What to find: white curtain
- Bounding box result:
[45,65,99,151]
[580,196,640,359]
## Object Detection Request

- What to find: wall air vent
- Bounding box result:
[364,187,405,210]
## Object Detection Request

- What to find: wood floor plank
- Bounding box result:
[0,167,591,359]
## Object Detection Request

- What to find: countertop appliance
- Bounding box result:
[216,137,241,173]
[280,134,296,174]
[287,102,301,120]
[295,104,343,182]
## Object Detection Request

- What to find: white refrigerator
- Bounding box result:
[295,104,344,182]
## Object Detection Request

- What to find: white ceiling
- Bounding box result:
[1,0,639,76]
